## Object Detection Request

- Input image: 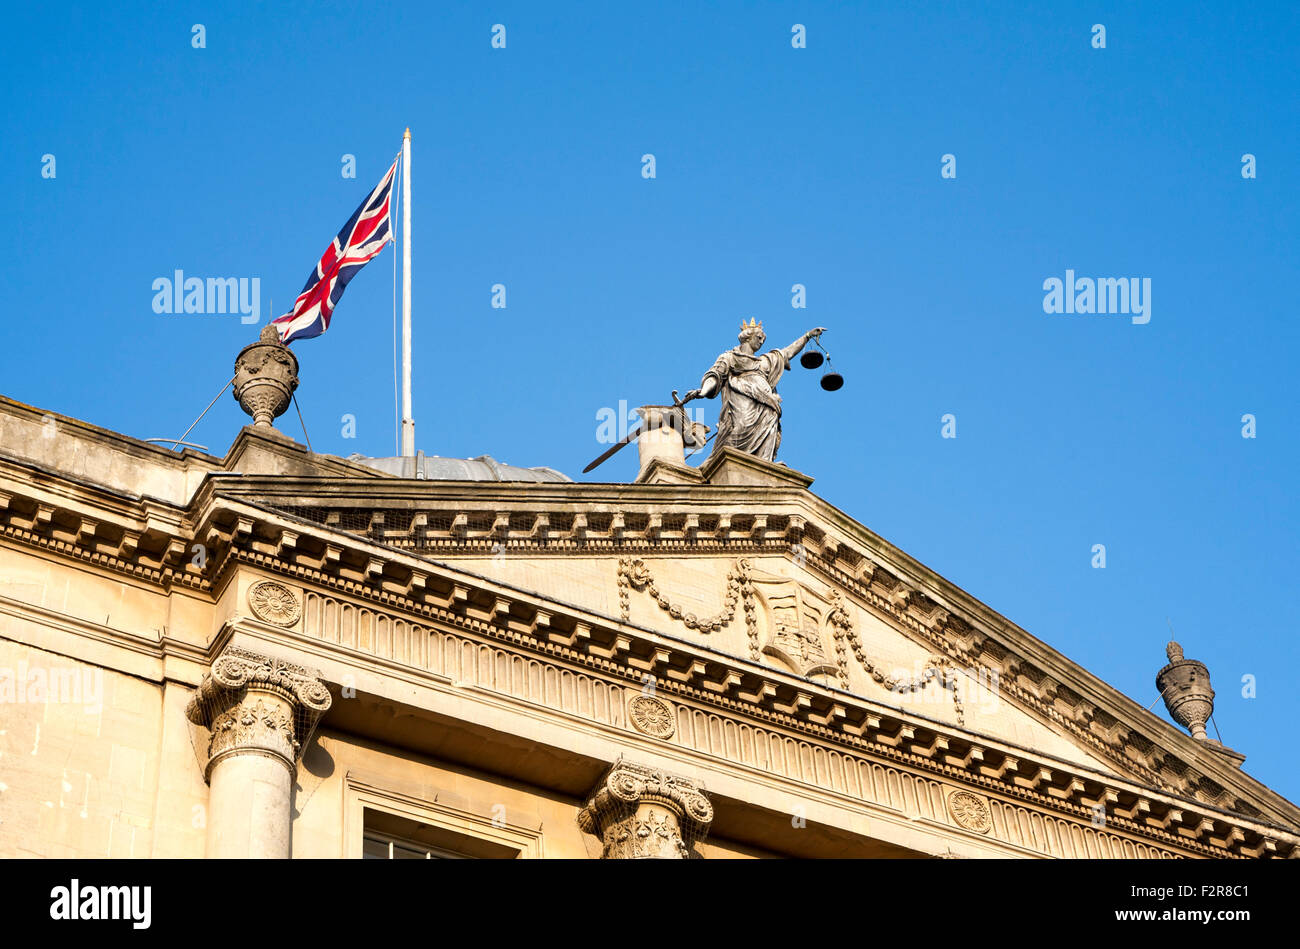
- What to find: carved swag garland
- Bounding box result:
[827,589,964,726]
[618,558,964,724]
[618,556,761,658]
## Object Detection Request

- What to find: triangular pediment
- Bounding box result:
[199,465,1300,834]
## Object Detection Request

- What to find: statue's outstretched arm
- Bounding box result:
[781,327,827,363]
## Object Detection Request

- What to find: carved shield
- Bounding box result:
[751,573,839,677]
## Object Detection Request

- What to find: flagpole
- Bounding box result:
[400,127,415,457]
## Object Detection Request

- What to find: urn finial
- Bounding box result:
[233,326,299,428]
[1156,640,1213,741]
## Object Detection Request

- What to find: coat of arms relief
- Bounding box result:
[748,573,839,677]
[616,556,964,723]
[617,556,838,675]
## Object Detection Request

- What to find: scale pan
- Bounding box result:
[800,350,824,369]
[820,371,844,391]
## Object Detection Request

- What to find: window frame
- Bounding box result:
[343,770,545,859]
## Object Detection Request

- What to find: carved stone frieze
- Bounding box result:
[618,556,752,634]
[615,560,965,722]
[192,493,1290,820]
[578,759,713,858]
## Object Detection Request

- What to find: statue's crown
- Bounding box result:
[740,317,764,331]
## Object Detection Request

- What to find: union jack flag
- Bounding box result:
[271,156,398,344]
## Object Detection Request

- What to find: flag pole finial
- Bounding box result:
[404,127,411,139]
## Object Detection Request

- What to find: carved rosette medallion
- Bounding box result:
[185,646,332,782]
[247,579,301,627]
[578,759,713,859]
[947,790,993,834]
[628,695,675,739]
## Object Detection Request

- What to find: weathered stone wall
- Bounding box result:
[0,639,187,857]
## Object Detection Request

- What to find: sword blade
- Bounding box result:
[582,426,644,473]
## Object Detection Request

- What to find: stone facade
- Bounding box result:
[1,392,1298,859]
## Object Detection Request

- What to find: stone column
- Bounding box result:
[578,758,713,859]
[185,646,332,858]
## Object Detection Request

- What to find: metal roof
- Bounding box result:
[352,452,572,483]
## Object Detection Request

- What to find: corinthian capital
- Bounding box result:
[185,646,332,782]
[578,758,713,859]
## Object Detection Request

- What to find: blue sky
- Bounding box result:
[3,3,1297,803]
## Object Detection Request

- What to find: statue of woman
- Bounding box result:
[685,320,825,462]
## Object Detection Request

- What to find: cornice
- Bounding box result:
[0,477,210,595]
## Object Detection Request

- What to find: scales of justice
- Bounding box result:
[584,320,842,474]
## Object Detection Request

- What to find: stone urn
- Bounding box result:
[634,404,710,474]
[233,325,299,428]
[1156,641,1214,740]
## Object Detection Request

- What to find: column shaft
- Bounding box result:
[186,647,331,859]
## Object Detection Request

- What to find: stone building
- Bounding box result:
[1,332,1297,859]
